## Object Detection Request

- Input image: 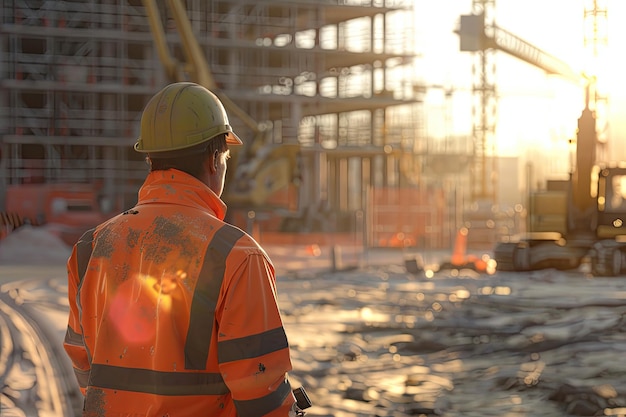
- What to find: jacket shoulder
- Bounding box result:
[218,223,261,249]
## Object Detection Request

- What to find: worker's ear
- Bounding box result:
[213,150,220,170]
[204,150,220,175]
[203,150,219,175]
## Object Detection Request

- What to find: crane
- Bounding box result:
[458,3,626,275]
[457,8,585,200]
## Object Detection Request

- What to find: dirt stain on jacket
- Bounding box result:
[84,387,106,417]
[92,227,116,259]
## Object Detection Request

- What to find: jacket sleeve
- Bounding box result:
[217,252,297,417]
[63,236,92,396]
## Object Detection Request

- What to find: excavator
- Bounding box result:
[458,10,626,276]
[1,0,302,244]
[141,0,301,222]
[494,93,626,276]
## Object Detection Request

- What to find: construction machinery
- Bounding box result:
[3,183,111,246]
[494,98,626,276]
[0,0,301,243]
[457,5,626,275]
[2,0,421,250]
[141,0,301,222]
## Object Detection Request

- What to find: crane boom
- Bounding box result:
[490,25,583,84]
[458,13,583,84]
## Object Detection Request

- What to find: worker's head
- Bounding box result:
[135,82,243,196]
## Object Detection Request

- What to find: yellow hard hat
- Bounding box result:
[135,82,242,155]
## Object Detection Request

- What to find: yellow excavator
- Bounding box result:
[494,90,626,276]
[458,11,626,276]
[141,0,300,211]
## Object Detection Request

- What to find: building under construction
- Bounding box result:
[1,0,461,248]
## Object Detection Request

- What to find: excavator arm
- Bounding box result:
[141,0,301,211]
[141,0,259,134]
[142,0,181,82]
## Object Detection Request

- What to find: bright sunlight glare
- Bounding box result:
[413,0,626,164]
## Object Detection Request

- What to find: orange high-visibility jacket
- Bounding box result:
[64,169,296,417]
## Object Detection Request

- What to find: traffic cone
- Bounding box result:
[306,243,321,257]
[451,227,469,266]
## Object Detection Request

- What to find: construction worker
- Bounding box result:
[63,82,304,416]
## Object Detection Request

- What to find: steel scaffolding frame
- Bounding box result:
[1,0,423,225]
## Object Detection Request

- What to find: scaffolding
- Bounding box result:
[0,0,423,234]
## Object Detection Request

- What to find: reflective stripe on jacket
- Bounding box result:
[63,169,296,417]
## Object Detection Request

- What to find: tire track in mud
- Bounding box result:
[0,278,82,417]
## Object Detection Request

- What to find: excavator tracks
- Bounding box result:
[589,240,626,277]
[495,238,626,277]
[494,239,590,273]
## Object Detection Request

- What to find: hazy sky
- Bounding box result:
[414,0,626,167]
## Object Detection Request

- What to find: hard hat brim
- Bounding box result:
[226,131,243,145]
[135,129,243,154]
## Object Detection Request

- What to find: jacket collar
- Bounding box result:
[137,169,227,220]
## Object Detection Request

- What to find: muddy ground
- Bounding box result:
[1,226,625,416]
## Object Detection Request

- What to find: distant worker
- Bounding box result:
[63,82,305,416]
